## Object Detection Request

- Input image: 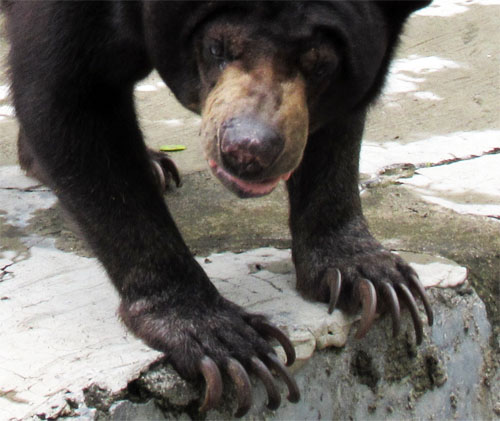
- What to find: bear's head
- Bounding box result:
[144,1,430,198]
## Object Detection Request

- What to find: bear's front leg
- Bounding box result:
[8,18,298,414]
[287,115,433,344]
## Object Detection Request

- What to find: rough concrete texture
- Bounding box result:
[0,0,499,420]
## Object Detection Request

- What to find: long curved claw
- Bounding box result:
[408,274,434,326]
[396,284,424,345]
[198,356,223,413]
[161,155,181,187]
[226,358,252,418]
[250,356,281,410]
[354,279,377,339]
[151,151,181,188]
[252,320,296,366]
[380,281,401,338]
[152,160,167,191]
[264,353,300,403]
[326,268,342,314]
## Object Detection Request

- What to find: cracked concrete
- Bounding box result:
[0,1,499,420]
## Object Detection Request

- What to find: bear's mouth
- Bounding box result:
[208,159,292,198]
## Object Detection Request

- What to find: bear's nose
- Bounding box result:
[219,117,284,178]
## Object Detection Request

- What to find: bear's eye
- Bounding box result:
[207,39,228,70]
[209,40,224,59]
[301,47,338,80]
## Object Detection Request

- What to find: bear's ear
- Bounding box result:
[376,1,432,21]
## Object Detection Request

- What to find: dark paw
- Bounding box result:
[120,296,299,416]
[296,243,433,345]
[149,149,181,191]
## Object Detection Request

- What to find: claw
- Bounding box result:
[199,356,223,413]
[408,274,434,326]
[226,358,252,418]
[161,155,181,187]
[151,151,181,189]
[396,284,424,345]
[354,279,377,339]
[380,281,401,337]
[152,160,167,191]
[326,268,342,314]
[250,356,281,410]
[264,353,300,403]
[252,320,296,366]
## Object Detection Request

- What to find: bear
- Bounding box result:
[3,1,433,416]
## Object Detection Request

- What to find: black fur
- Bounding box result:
[4,0,430,404]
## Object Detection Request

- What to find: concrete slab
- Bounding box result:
[401,153,500,218]
[360,130,500,176]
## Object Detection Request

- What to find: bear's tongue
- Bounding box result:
[208,160,291,198]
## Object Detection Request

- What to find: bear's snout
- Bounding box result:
[220,116,284,179]
[200,63,308,197]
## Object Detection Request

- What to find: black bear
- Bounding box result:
[4,1,433,416]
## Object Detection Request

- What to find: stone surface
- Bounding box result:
[360,130,499,181]
[401,153,500,218]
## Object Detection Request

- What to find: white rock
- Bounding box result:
[360,130,500,177]
[401,154,500,218]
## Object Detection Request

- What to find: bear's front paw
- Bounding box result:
[119,295,299,416]
[294,236,433,344]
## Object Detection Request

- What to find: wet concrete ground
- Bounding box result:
[0,0,499,419]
